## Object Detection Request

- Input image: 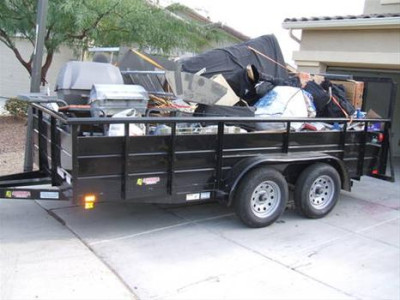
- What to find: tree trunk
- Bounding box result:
[41,51,54,85]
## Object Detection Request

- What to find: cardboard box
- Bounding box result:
[298,72,325,87]
[211,74,240,106]
[331,80,364,109]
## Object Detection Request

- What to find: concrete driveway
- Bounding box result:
[1,162,399,300]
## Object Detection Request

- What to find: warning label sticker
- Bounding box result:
[143,177,160,185]
[137,177,160,186]
[11,191,31,199]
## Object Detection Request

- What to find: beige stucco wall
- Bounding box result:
[0,38,77,99]
[285,0,400,156]
[293,29,400,73]
[364,0,400,14]
[290,0,400,73]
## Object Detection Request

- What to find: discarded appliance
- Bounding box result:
[89,84,149,116]
[55,61,123,105]
[119,49,176,98]
[165,71,227,105]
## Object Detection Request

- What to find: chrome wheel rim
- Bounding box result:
[251,181,281,218]
[309,175,335,209]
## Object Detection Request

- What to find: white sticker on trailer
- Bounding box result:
[186,193,200,201]
[57,167,65,179]
[66,175,72,185]
[200,192,211,199]
[40,191,60,199]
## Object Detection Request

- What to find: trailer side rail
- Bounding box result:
[0,102,393,204]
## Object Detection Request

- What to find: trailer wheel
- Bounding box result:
[234,168,288,228]
[294,163,341,219]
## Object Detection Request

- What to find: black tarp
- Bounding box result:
[178,35,288,81]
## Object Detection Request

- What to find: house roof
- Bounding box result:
[282,13,400,30]
[166,4,250,42]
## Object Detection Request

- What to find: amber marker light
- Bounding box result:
[84,194,96,209]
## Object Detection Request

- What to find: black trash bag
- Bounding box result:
[255,75,300,99]
[226,65,259,103]
[194,104,255,117]
[321,80,355,118]
[304,81,331,116]
[284,76,302,88]
[255,81,275,98]
[194,104,256,131]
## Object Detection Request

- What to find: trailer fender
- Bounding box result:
[225,152,350,206]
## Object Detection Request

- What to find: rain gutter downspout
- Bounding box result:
[289,29,301,44]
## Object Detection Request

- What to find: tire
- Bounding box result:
[234,167,288,228]
[294,163,341,219]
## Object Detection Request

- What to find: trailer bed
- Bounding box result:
[1,102,393,208]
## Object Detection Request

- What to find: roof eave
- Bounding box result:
[282,17,400,30]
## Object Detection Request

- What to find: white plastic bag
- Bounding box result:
[108,109,145,136]
[254,86,315,131]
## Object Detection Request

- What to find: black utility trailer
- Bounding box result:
[0,101,395,227]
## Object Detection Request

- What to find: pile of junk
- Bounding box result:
[53,35,378,136]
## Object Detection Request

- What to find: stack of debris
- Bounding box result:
[54,34,376,136]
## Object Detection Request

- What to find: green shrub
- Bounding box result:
[5,98,29,118]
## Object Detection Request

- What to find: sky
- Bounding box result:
[159,0,365,66]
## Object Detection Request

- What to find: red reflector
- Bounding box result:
[378,133,384,143]
[372,169,379,175]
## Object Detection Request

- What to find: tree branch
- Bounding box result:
[21,32,35,46]
[20,0,36,27]
[0,36,12,49]
[0,13,25,22]
[46,23,54,41]
[0,28,32,74]
[67,1,120,40]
